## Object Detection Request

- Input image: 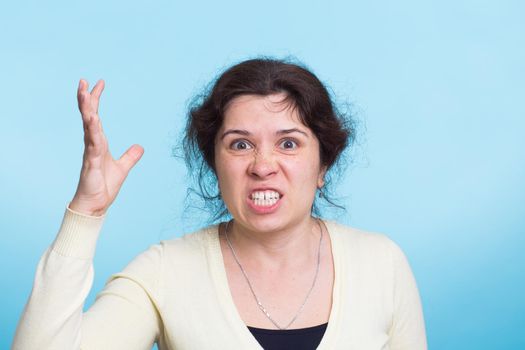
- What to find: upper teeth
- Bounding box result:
[251,190,280,200]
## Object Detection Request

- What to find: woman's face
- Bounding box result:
[214,93,326,233]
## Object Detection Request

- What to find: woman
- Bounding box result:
[13,58,427,349]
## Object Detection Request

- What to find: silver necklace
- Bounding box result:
[224,219,323,330]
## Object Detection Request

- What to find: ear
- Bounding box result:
[317,166,327,188]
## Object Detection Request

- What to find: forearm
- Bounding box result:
[12,208,104,350]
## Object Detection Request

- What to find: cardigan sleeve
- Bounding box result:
[387,241,428,350]
[12,207,161,350]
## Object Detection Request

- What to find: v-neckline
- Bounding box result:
[205,220,343,349]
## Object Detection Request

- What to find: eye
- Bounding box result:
[279,139,298,150]
[230,140,253,150]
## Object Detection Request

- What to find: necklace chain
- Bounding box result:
[224,219,323,330]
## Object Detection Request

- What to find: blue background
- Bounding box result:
[1,0,524,348]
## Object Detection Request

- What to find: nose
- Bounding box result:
[248,149,278,179]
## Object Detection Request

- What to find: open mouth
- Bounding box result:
[250,190,281,207]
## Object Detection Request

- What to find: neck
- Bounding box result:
[226,217,322,268]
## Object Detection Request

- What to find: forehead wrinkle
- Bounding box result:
[220,127,309,142]
[219,129,251,140]
[276,128,309,137]
[221,93,309,138]
[263,95,307,131]
[224,93,296,115]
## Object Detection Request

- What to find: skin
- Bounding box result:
[69,79,143,216]
[69,83,333,329]
[215,93,326,235]
[215,94,334,329]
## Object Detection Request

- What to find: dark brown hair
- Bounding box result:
[182,57,354,220]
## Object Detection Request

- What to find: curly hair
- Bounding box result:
[182,57,355,221]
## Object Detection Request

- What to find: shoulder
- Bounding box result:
[112,225,219,285]
[323,220,409,272]
[324,220,401,253]
[160,224,218,257]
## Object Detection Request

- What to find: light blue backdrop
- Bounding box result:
[1,0,524,349]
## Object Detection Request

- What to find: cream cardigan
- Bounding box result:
[13,208,427,349]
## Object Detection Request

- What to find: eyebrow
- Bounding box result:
[220,128,308,140]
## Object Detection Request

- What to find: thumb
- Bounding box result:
[118,144,144,174]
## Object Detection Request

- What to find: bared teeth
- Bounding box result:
[251,190,280,206]
[250,190,280,200]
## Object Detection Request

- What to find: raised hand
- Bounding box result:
[69,79,144,216]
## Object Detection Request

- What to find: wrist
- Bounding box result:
[68,200,107,217]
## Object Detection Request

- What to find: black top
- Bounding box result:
[247,323,328,350]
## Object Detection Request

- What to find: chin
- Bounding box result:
[233,213,283,234]
[239,211,309,235]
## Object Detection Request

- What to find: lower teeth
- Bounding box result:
[254,199,278,207]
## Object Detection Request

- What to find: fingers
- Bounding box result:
[77,79,108,157]
[77,79,94,124]
[83,111,106,159]
[117,144,144,174]
[77,79,105,122]
[91,79,105,114]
